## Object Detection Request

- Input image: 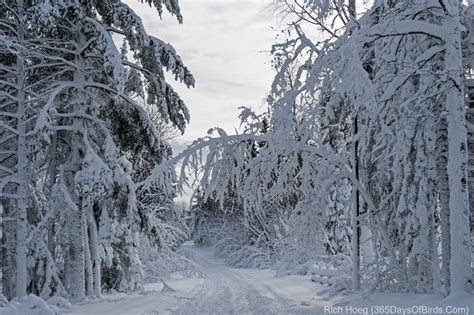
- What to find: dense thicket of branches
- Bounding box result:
[151,0,474,297]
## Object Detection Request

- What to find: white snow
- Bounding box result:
[65,243,474,314]
[3,0,474,312]
[1,295,56,315]
[67,243,329,315]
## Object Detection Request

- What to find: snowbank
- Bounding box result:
[0,294,71,315]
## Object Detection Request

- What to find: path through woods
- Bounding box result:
[68,243,327,315]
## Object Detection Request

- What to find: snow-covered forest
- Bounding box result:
[1,0,473,314]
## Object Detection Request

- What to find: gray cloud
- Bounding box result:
[124,0,277,147]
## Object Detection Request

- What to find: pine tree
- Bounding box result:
[1,0,194,301]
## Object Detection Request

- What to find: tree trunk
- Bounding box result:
[467,91,474,233]
[47,133,58,260]
[444,0,473,296]
[66,26,88,302]
[83,205,93,297]
[89,207,101,297]
[351,119,360,291]
[349,0,360,292]
[436,119,450,292]
[14,0,27,298]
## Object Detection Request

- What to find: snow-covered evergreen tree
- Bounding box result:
[1,0,194,302]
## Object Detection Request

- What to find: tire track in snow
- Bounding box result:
[169,246,319,315]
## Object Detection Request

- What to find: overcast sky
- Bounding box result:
[125,0,278,153]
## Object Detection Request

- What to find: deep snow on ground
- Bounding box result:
[67,243,328,315]
[65,243,474,315]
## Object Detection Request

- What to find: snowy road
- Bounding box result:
[170,245,324,315]
[68,244,327,315]
[66,244,474,315]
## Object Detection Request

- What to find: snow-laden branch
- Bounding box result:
[362,20,446,41]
